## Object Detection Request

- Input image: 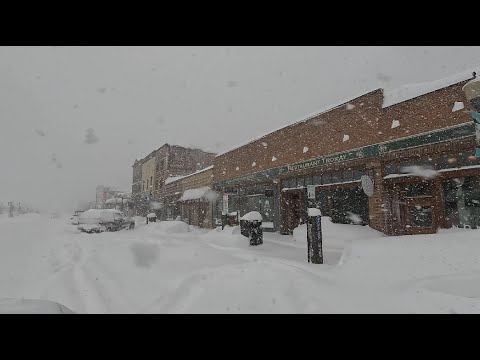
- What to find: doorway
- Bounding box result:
[281,189,306,235]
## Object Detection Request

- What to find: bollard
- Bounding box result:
[307,208,323,264]
[250,220,263,246]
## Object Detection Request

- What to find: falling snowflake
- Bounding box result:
[346,103,355,110]
[262,142,267,147]
[452,101,464,112]
[252,162,256,167]
[303,146,309,153]
[272,156,277,162]
[391,119,400,128]
[236,166,239,171]
[343,134,350,142]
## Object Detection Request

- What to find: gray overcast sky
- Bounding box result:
[1,46,480,211]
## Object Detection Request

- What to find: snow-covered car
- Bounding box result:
[70,210,84,225]
[77,209,135,233]
[0,298,75,314]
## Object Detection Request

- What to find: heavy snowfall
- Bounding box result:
[1,212,480,313]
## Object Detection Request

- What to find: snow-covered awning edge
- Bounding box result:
[215,88,382,158]
[177,186,218,202]
[383,66,480,109]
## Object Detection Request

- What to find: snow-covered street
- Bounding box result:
[2,213,480,313]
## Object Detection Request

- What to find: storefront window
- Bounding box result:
[316,189,330,216]
[409,206,433,227]
[404,182,432,197]
[283,179,294,189]
[343,170,353,182]
[297,178,305,187]
[322,173,331,185]
[443,176,480,228]
[305,176,313,186]
[313,175,322,185]
[331,172,342,184]
[384,163,398,175]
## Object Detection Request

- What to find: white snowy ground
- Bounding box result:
[1,213,480,313]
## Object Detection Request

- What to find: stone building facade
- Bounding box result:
[131,144,215,216]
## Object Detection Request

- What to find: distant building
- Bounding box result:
[95,185,126,209]
[131,144,216,216]
[160,165,219,228]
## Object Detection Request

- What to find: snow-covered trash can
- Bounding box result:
[146,212,157,223]
[241,211,263,246]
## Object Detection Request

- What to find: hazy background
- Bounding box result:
[1,46,480,211]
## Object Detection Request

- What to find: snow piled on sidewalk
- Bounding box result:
[2,213,480,313]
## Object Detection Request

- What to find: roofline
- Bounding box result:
[215,88,382,158]
[165,165,214,185]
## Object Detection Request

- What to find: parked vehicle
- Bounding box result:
[77,209,135,233]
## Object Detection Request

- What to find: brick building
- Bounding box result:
[213,71,480,236]
[131,144,215,216]
[160,166,219,227]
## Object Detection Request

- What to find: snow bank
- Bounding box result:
[0,298,75,314]
[240,211,262,221]
[147,221,191,234]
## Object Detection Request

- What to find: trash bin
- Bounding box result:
[147,213,157,223]
[240,211,263,246]
[249,220,263,246]
[240,220,250,237]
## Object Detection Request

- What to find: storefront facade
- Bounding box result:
[214,76,479,236]
[159,166,220,228]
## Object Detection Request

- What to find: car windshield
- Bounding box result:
[2,46,480,314]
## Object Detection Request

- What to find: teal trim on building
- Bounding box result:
[214,123,475,188]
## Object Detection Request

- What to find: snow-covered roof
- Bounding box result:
[147,213,157,218]
[165,176,185,185]
[383,66,479,108]
[216,67,480,159]
[165,166,214,185]
[215,88,380,157]
[178,186,218,202]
